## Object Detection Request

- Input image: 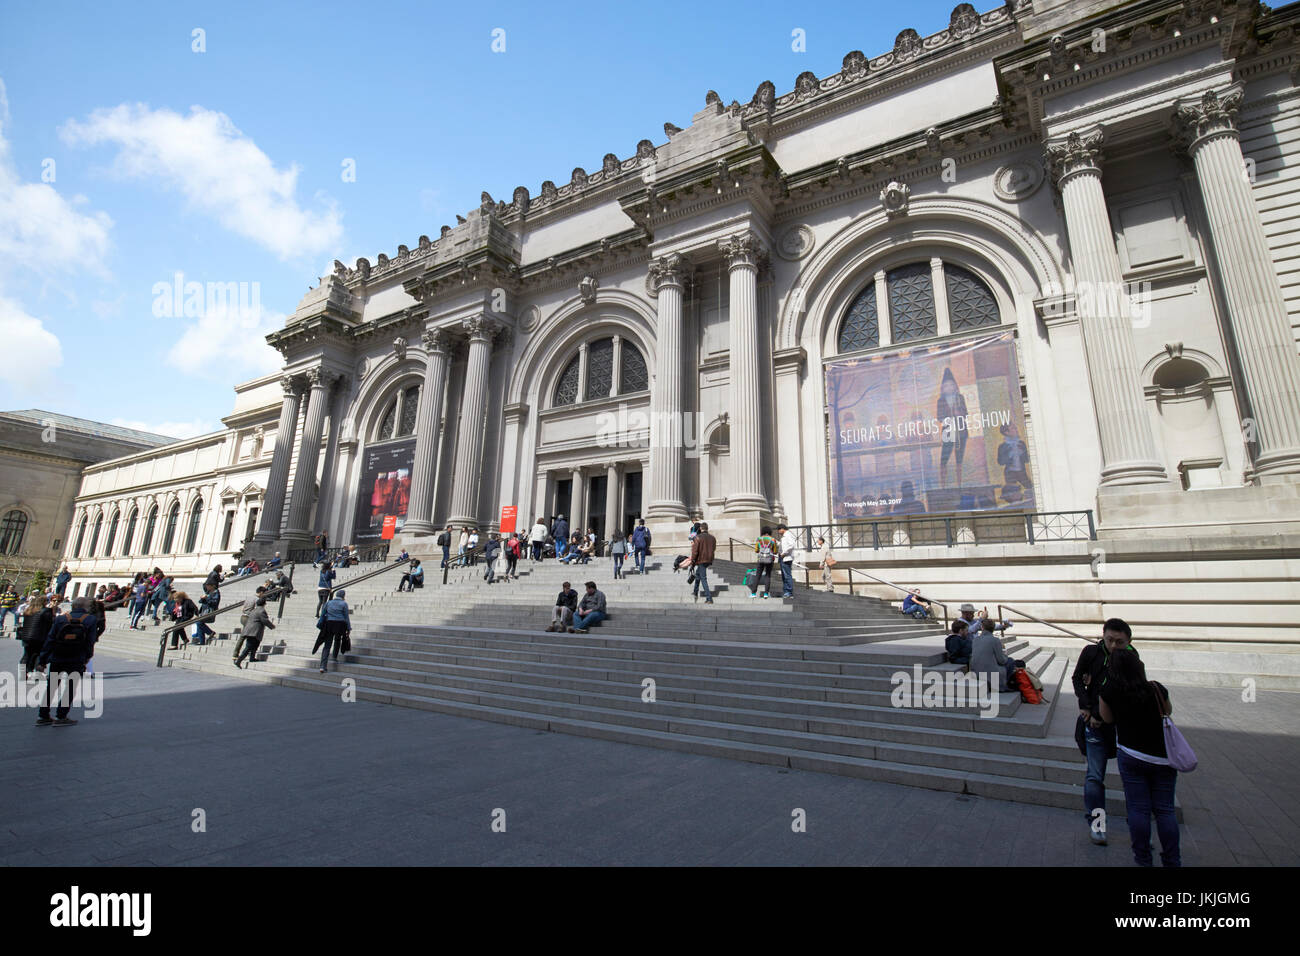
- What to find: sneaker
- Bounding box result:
[705,599,714,604]
[1089,829,1108,846]
[762,593,769,599]
[52,718,77,727]
[34,717,52,726]
[567,627,576,633]
[576,628,589,634]
[319,667,327,673]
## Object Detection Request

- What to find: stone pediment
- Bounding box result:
[653,100,756,178]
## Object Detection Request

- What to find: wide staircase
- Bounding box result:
[89,553,1134,815]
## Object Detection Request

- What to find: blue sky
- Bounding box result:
[0,0,967,438]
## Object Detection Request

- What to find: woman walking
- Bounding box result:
[748,527,778,599]
[168,591,198,650]
[235,596,275,668]
[505,532,521,580]
[1099,647,1181,867]
[20,594,53,682]
[610,531,627,579]
[316,561,336,616]
[314,589,351,673]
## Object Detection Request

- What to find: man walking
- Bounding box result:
[552,514,569,560]
[776,524,797,599]
[569,581,607,633]
[1072,619,1135,846]
[0,585,19,635]
[437,525,453,569]
[817,536,835,592]
[630,519,651,574]
[483,533,501,584]
[35,596,96,726]
[689,522,716,604]
[234,596,275,668]
[233,586,268,663]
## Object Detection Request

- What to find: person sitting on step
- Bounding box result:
[569,581,607,633]
[902,589,931,620]
[970,618,1026,692]
[945,619,972,667]
[546,581,578,632]
[397,559,424,592]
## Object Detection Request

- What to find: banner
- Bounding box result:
[352,438,416,543]
[499,506,517,534]
[825,333,1035,518]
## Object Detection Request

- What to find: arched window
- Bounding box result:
[122,507,138,556]
[105,509,120,556]
[89,512,104,556]
[398,385,420,436]
[378,402,397,441]
[554,337,649,407]
[160,501,181,554]
[73,515,87,558]
[184,498,204,552]
[0,510,27,555]
[140,505,158,554]
[376,384,420,441]
[837,260,1002,353]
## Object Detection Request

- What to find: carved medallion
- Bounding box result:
[879,181,911,218]
[992,162,1045,202]
[776,224,816,261]
[519,304,541,334]
[579,275,599,305]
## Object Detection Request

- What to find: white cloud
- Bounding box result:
[60,103,343,261]
[0,79,113,277]
[0,295,63,390]
[110,418,217,440]
[166,299,284,380]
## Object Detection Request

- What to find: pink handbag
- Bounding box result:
[1153,682,1197,772]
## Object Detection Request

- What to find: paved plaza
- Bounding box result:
[0,641,1296,867]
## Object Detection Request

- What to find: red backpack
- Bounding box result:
[1011,668,1042,704]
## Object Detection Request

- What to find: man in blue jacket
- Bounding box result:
[35,596,96,726]
[55,566,72,598]
[630,519,651,574]
[552,515,569,559]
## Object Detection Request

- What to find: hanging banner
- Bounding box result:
[499,506,517,534]
[825,332,1035,518]
[352,438,416,543]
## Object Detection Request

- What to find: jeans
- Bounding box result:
[634,547,648,573]
[484,558,497,583]
[130,602,147,627]
[38,666,82,720]
[779,560,793,597]
[556,540,568,559]
[693,563,712,600]
[441,545,450,569]
[613,554,625,578]
[1117,751,1181,867]
[531,542,543,561]
[505,555,518,578]
[149,597,164,620]
[572,609,606,630]
[1083,722,1112,821]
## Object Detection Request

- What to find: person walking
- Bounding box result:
[552,515,570,560]
[167,591,199,649]
[19,594,54,682]
[437,525,453,569]
[609,531,627,579]
[128,576,150,629]
[748,527,778,599]
[194,582,220,644]
[0,585,19,635]
[1099,648,1181,867]
[85,599,107,676]
[483,533,501,584]
[1073,619,1136,846]
[689,522,716,604]
[316,561,336,616]
[235,596,275,668]
[776,524,797,599]
[35,597,97,726]
[505,532,521,580]
[630,519,651,575]
[233,586,268,664]
[314,589,351,673]
[817,536,836,593]
[530,517,548,561]
[149,575,171,624]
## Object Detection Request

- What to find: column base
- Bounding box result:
[400,520,438,537]
[1252,448,1300,479]
[723,493,770,514]
[1097,462,1170,488]
[645,500,689,521]
[444,515,482,530]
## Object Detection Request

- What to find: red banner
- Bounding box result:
[381,515,397,540]
[499,506,517,534]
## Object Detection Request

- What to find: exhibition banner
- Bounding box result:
[353,438,416,542]
[825,333,1034,518]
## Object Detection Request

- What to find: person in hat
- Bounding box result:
[959,603,1011,634]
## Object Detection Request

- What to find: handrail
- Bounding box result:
[443,542,489,584]
[155,570,297,667]
[328,555,411,595]
[997,603,1090,643]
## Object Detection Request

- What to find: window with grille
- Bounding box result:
[141,506,158,554]
[887,263,937,342]
[837,260,1002,353]
[122,508,138,556]
[161,502,180,554]
[585,339,614,400]
[838,284,880,353]
[554,354,580,406]
[105,510,120,556]
[945,264,999,331]
[0,510,27,555]
[378,401,397,441]
[620,343,648,394]
[399,385,420,436]
[184,499,204,552]
[89,513,103,556]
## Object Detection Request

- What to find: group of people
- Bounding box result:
[545,580,607,633]
[17,594,105,726]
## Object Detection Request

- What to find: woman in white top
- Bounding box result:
[530,518,548,561]
[457,528,470,567]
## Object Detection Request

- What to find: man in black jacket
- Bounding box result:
[35,597,97,726]
[437,525,453,569]
[546,581,578,632]
[1072,618,1136,845]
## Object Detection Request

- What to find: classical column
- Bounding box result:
[931,257,951,337]
[447,316,498,527]
[403,328,452,535]
[720,231,770,511]
[610,335,623,396]
[604,462,620,537]
[645,253,690,519]
[1046,129,1167,486]
[576,342,589,402]
[253,374,302,544]
[568,467,583,533]
[284,367,338,539]
[1176,86,1300,477]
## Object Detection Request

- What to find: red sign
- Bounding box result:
[381,515,397,540]
[499,506,517,534]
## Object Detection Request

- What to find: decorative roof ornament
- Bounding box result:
[894,28,922,62]
[949,3,979,38]
[636,139,656,162]
[664,122,683,137]
[880,181,911,218]
[705,90,722,106]
[571,167,588,188]
[751,81,776,114]
[480,191,495,214]
[418,235,431,250]
[602,153,620,176]
[578,275,599,305]
[842,50,867,80]
[513,186,530,215]
[540,180,558,201]
[355,258,371,280]
[926,127,941,152]
[795,71,819,98]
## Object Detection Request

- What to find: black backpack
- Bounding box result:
[437,531,450,547]
[51,616,92,657]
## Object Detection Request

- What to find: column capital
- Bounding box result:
[279,373,302,397]
[1173,85,1243,154]
[718,230,769,272]
[462,314,502,344]
[421,326,453,355]
[646,252,690,297]
[1045,126,1104,188]
[302,365,326,389]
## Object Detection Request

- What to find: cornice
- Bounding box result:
[516,228,651,294]
[0,446,89,469]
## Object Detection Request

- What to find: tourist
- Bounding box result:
[569,581,607,633]
[958,603,1010,633]
[267,552,283,569]
[167,591,199,650]
[85,599,107,675]
[944,619,972,667]
[396,547,410,563]
[397,559,423,591]
[610,530,627,579]
[233,586,268,663]
[235,596,275,669]
[55,566,71,598]
[468,528,480,559]
[204,565,223,592]
[316,561,336,616]
[192,582,221,644]
[902,589,931,620]
[127,576,149,629]
[546,582,578,632]
[575,534,594,565]
[688,522,716,604]
[35,596,97,726]
[552,514,570,560]
[20,594,53,682]
[817,536,836,593]
[484,533,501,584]
[970,618,1026,692]
[149,575,171,624]
[630,518,651,574]
[437,525,453,568]
[1099,647,1180,867]
[505,532,521,580]
[314,588,351,673]
[0,584,20,635]
[1073,618,1135,846]
[530,517,548,562]
[748,527,778,599]
[776,524,797,599]
[457,526,470,567]
[312,544,327,567]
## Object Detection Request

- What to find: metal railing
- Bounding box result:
[997,603,1090,643]
[784,510,1096,551]
[154,567,296,667]
[287,543,391,566]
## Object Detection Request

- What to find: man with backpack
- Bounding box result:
[437,525,453,569]
[1072,618,1136,846]
[35,596,97,726]
[483,533,501,584]
[552,515,569,560]
[630,519,651,574]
